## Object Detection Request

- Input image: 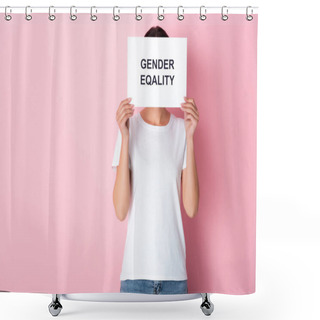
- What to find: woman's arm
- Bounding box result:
[181,97,200,218]
[113,98,134,221]
[182,137,199,218]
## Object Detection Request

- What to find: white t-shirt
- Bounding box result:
[112,112,188,281]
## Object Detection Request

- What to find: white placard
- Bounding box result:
[127,37,187,108]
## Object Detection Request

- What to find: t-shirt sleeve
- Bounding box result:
[112,128,131,171]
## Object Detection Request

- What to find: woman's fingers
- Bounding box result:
[117,104,134,120]
[118,105,134,126]
[184,97,198,110]
[181,102,199,120]
[116,97,134,123]
[116,97,132,117]
[182,97,199,118]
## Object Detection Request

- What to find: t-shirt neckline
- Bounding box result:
[138,112,174,131]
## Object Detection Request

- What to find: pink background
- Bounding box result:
[0,13,257,294]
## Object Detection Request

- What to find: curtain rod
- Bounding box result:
[0,6,259,9]
[0,6,259,13]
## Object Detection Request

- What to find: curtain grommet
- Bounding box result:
[177,6,184,21]
[113,6,120,21]
[25,6,32,21]
[221,6,228,21]
[135,6,142,21]
[48,6,56,21]
[246,6,253,21]
[157,6,165,21]
[200,6,207,21]
[90,6,98,21]
[70,6,77,21]
[4,6,12,21]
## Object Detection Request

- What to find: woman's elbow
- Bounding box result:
[113,190,129,221]
[113,204,128,221]
[183,197,199,218]
[187,208,198,219]
[117,212,127,221]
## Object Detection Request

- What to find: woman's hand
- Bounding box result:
[116,97,135,137]
[181,97,199,139]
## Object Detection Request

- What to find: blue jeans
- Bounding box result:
[120,279,188,294]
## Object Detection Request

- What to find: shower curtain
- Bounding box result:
[0,11,258,295]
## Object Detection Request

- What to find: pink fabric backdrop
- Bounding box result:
[0,13,257,294]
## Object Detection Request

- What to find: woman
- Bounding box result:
[112,26,199,295]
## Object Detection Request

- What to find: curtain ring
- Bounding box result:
[135,6,142,21]
[157,6,165,20]
[4,6,12,21]
[25,6,32,21]
[70,6,77,21]
[221,6,228,21]
[91,6,98,21]
[49,6,56,21]
[113,6,120,21]
[246,6,253,21]
[200,6,207,21]
[177,6,184,21]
